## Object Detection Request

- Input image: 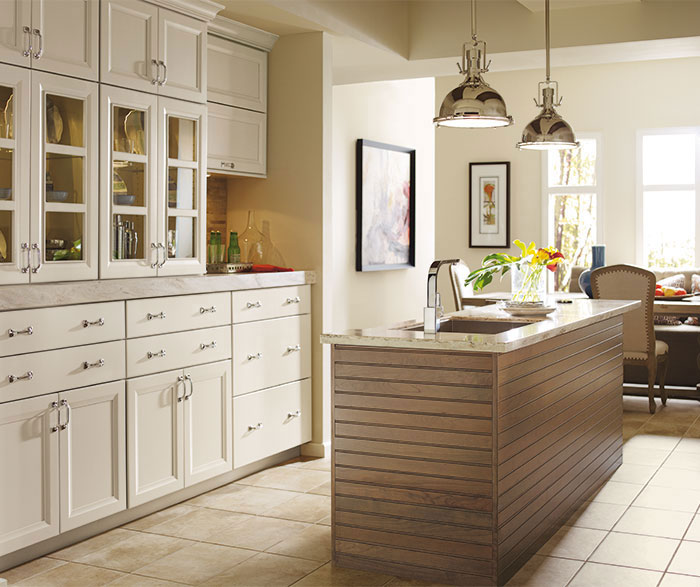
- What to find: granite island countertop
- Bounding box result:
[321,297,639,353]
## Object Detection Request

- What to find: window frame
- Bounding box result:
[636,127,700,268]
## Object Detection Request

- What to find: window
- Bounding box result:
[544,136,602,291]
[639,130,699,268]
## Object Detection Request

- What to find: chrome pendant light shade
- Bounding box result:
[517,0,578,150]
[434,1,513,129]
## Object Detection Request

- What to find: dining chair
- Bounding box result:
[449,260,474,311]
[590,264,668,414]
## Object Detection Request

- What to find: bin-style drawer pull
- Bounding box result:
[200,341,217,350]
[246,301,262,309]
[286,344,301,353]
[83,358,105,370]
[248,422,263,431]
[8,371,33,383]
[8,326,33,337]
[200,305,217,314]
[286,296,301,304]
[287,410,301,418]
[147,311,166,320]
[82,318,104,328]
[147,349,166,359]
[247,352,262,361]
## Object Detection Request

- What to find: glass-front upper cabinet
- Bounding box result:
[157,97,206,276]
[0,65,30,284]
[30,72,98,282]
[100,86,158,278]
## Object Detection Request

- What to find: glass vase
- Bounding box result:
[260,220,286,267]
[239,210,264,264]
[511,264,547,303]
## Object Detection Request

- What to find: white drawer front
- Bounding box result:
[233,379,311,469]
[0,302,125,357]
[126,293,231,338]
[232,285,310,324]
[0,341,126,404]
[233,315,310,395]
[127,326,232,378]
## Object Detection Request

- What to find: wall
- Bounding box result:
[226,32,332,456]
[435,57,700,310]
[332,78,435,331]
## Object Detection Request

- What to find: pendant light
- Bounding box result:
[517,0,579,150]
[434,0,513,128]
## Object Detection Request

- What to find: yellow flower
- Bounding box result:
[513,239,536,259]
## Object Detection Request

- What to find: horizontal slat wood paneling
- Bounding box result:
[335,363,492,386]
[335,408,491,434]
[334,346,493,370]
[335,392,492,418]
[335,378,493,402]
[335,422,492,450]
[334,437,491,465]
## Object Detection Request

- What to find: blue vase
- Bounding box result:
[578,245,606,298]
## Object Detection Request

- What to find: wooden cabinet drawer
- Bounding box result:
[126,326,232,378]
[126,293,231,338]
[0,302,125,357]
[0,341,126,404]
[232,285,310,323]
[233,315,310,395]
[233,379,311,468]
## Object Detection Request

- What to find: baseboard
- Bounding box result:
[301,440,330,458]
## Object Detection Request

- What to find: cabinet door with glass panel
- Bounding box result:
[156,97,206,276]
[30,71,98,282]
[100,86,159,279]
[0,64,31,284]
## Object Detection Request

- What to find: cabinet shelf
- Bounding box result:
[112,204,147,216]
[113,152,147,165]
[45,144,86,158]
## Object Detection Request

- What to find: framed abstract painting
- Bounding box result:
[356,139,416,271]
[469,161,510,248]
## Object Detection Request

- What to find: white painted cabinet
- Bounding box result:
[207,102,266,176]
[102,0,206,103]
[0,0,31,67]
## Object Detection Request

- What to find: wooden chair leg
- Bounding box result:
[647,358,657,414]
[658,355,669,406]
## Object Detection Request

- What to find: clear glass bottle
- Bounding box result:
[239,210,264,264]
[260,220,286,267]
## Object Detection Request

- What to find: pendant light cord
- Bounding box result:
[471,0,477,42]
[545,0,550,82]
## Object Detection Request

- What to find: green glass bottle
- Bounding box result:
[208,231,215,264]
[228,231,241,264]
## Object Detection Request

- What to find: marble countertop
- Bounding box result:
[321,298,639,353]
[0,271,316,311]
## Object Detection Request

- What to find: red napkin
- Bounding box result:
[251,264,294,273]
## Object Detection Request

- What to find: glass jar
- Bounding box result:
[511,263,547,303]
[239,210,264,264]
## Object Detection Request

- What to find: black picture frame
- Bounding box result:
[356,139,416,271]
[469,161,511,248]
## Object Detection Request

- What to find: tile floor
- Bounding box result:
[3,396,700,587]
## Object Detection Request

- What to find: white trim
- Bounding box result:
[146,0,223,22]
[208,15,278,52]
[301,441,330,458]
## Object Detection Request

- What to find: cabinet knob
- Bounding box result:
[246,301,262,309]
[8,326,33,337]
[286,296,301,304]
[247,352,262,361]
[287,410,301,419]
[200,341,217,350]
[286,344,301,353]
[248,422,263,431]
[147,311,166,320]
[8,371,33,383]
[147,349,166,359]
[82,318,105,328]
[200,305,217,314]
[82,358,105,370]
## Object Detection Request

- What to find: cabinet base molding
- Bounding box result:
[0,446,299,573]
[301,441,330,459]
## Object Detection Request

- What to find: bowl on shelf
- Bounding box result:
[0,188,11,200]
[46,191,69,202]
[114,194,136,206]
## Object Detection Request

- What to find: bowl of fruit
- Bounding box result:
[655,284,695,300]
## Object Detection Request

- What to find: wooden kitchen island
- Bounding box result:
[321,299,638,586]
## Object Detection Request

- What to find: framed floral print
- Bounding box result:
[469,161,510,248]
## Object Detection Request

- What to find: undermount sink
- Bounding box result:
[400,318,535,335]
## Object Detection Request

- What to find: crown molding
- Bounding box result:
[208,15,279,52]
[148,0,223,22]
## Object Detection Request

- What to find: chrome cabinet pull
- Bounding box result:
[287,410,301,418]
[31,243,41,273]
[184,373,193,400]
[8,326,33,337]
[50,400,60,433]
[200,341,217,350]
[220,161,235,169]
[246,301,262,309]
[22,26,32,57]
[82,318,104,328]
[31,28,43,59]
[159,60,168,85]
[151,59,160,84]
[177,375,185,402]
[200,305,217,314]
[286,296,301,304]
[82,358,104,370]
[9,371,33,383]
[147,349,166,359]
[20,242,30,273]
[147,311,166,320]
[150,242,159,268]
[157,243,167,268]
[286,344,301,353]
[60,399,71,430]
[247,352,262,361]
[248,422,263,431]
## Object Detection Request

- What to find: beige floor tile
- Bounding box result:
[122,504,199,531]
[292,562,393,587]
[48,529,134,561]
[1,558,67,585]
[536,526,607,560]
[666,451,700,471]
[267,525,331,562]
[660,573,700,586]
[613,506,694,539]
[244,467,330,493]
[686,516,700,541]
[676,438,700,454]
[76,532,190,573]
[589,531,679,571]
[146,507,252,541]
[566,501,627,531]
[640,420,692,437]
[383,578,447,586]
[298,458,331,472]
[307,481,332,496]
[686,420,700,439]
[568,562,662,587]
[609,463,659,484]
[317,515,331,526]
[15,562,124,586]
[588,480,644,505]
[262,493,330,523]
[108,575,188,586]
[202,552,321,586]
[651,467,700,490]
[624,434,681,451]
[234,468,273,486]
[205,515,309,551]
[634,485,700,513]
[189,484,298,515]
[669,541,700,576]
[505,554,582,586]
[133,541,255,585]
[623,446,672,467]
